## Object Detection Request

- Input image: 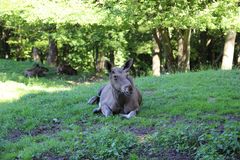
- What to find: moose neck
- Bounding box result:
[111,84,127,107]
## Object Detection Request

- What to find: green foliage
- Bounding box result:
[0,0,105,24]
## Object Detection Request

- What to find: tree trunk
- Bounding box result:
[152,28,161,76]
[199,31,208,64]
[234,37,240,66]
[32,47,41,63]
[47,39,58,66]
[159,28,175,72]
[95,43,105,73]
[109,50,115,65]
[237,53,240,66]
[0,38,10,59]
[178,29,191,72]
[0,23,11,59]
[96,51,105,72]
[152,52,160,76]
[211,52,216,65]
[95,44,99,71]
[221,30,237,70]
[62,44,69,59]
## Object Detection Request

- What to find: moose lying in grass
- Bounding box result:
[24,64,49,77]
[88,59,142,119]
[57,63,77,75]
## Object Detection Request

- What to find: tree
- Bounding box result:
[159,28,175,72]
[152,28,161,76]
[205,0,240,70]
[0,20,11,58]
[32,47,42,63]
[47,39,58,66]
[178,29,192,72]
[221,31,237,70]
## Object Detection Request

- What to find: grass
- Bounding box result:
[0,59,239,160]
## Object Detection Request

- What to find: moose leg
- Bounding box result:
[101,105,112,117]
[93,106,101,114]
[88,96,99,105]
[120,109,138,119]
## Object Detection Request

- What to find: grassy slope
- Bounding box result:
[0,59,239,159]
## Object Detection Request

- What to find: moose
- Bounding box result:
[57,63,77,75]
[88,59,142,119]
[24,64,49,77]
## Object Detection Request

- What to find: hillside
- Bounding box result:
[0,59,239,159]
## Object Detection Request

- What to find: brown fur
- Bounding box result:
[57,64,77,75]
[88,59,142,119]
[24,64,49,77]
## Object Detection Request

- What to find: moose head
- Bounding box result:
[105,59,134,96]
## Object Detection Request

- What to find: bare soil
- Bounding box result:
[32,152,69,160]
[138,144,193,160]
[7,120,62,141]
[169,115,184,124]
[125,126,156,136]
[29,123,61,136]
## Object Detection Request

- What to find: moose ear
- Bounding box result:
[122,59,133,72]
[105,60,113,73]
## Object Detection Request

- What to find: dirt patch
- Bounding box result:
[30,122,61,136]
[32,151,69,160]
[225,114,240,121]
[7,118,26,141]
[216,123,225,133]
[125,126,155,136]
[75,119,104,132]
[7,119,62,141]
[138,144,193,160]
[75,119,88,131]
[148,149,192,160]
[169,115,184,124]
[7,129,26,141]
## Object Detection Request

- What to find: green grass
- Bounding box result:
[0,59,239,160]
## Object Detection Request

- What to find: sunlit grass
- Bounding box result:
[0,81,71,103]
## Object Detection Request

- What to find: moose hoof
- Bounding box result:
[120,111,136,119]
[120,114,130,119]
[93,108,101,114]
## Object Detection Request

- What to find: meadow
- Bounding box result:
[0,59,239,160]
